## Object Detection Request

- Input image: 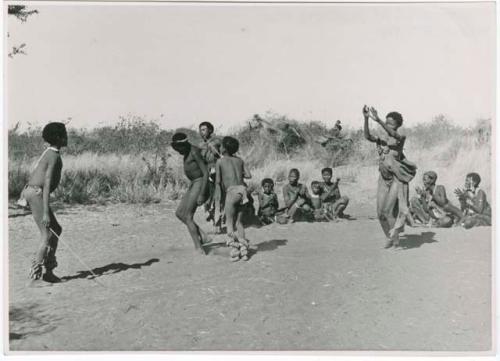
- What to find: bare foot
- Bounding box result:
[384,238,393,249]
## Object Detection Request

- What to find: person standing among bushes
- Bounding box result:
[18,122,67,286]
[363,105,417,248]
[171,132,211,254]
[198,122,223,232]
[215,136,252,261]
[454,172,492,228]
[410,171,463,227]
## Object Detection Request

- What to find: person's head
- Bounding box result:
[199,122,214,140]
[42,122,68,148]
[171,132,191,155]
[261,178,274,194]
[465,172,481,189]
[423,171,438,188]
[221,136,239,156]
[321,167,333,183]
[385,112,403,130]
[311,181,321,195]
[288,168,300,185]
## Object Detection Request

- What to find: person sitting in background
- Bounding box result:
[282,168,312,223]
[410,171,463,228]
[319,167,350,219]
[454,172,491,229]
[257,178,279,225]
[310,181,331,222]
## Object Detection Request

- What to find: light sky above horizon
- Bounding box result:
[6,2,496,132]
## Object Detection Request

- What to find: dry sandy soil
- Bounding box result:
[7,194,492,352]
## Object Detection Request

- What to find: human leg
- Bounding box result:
[175,179,208,254]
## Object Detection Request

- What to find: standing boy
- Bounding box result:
[20,122,67,286]
[198,122,223,231]
[171,133,211,254]
[215,136,252,261]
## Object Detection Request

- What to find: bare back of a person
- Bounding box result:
[218,156,245,189]
[28,150,62,193]
[183,147,204,181]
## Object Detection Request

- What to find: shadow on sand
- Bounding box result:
[399,231,437,250]
[60,258,160,282]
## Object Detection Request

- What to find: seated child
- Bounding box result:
[257,178,279,225]
[282,168,312,223]
[319,167,349,219]
[454,172,491,229]
[410,171,463,228]
[215,136,252,261]
[310,181,331,222]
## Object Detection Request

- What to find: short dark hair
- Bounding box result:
[466,172,481,186]
[311,180,321,187]
[42,122,67,146]
[289,168,300,177]
[199,122,214,134]
[386,112,403,128]
[172,132,188,143]
[261,178,274,187]
[424,171,438,182]
[222,136,239,155]
[321,167,333,175]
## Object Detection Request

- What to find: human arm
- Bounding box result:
[363,105,378,143]
[283,185,298,208]
[192,148,209,205]
[243,161,252,179]
[42,154,57,227]
[431,185,448,208]
[468,190,487,214]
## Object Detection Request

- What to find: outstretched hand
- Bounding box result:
[415,186,423,196]
[362,105,370,118]
[369,107,380,122]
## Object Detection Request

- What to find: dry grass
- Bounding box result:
[8,115,491,206]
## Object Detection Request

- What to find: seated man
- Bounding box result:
[410,171,463,228]
[455,172,491,229]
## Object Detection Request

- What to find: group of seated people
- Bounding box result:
[255,167,350,225]
[409,171,491,229]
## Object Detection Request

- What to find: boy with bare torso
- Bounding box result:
[19,122,67,286]
[171,133,211,254]
[215,136,252,261]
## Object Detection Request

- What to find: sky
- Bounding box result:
[6,2,496,131]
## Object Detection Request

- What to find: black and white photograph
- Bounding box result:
[4,0,496,354]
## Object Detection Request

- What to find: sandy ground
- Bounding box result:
[7,195,492,351]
